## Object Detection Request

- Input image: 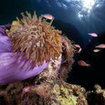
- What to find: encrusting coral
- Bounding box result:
[86,84,105,105]
[0,11,89,105]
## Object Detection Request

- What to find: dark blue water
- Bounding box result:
[0,0,105,47]
[1,0,105,47]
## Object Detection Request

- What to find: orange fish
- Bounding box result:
[78,60,90,67]
[74,44,82,53]
[88,33,98,37]
[42,14,54,20]
[95,44,105,49]
[93,49,101,53]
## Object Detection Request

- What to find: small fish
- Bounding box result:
[78,60,90,67]
[10,21,20,32]
[74,44,82,53]
[88,33,98,37]
[95,44,105,49]
[12,21,20,25]
[42,14,54,20]
[93,49,101,53]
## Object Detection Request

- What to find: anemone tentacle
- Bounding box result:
[5,11,62,67]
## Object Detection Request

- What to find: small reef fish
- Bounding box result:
[12,20,20,25]
[95,44,105,49]
[78,60,90,67]
[74,44,82,53]
[10,21,20,31]
[88,33,98,37]
[93,49,101,53]
[42,14,54,20]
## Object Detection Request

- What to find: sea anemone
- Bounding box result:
[0,11,62,83]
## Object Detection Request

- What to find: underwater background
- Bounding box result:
[0,0,105,90]
[0,0,105,47]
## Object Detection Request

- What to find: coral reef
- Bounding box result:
[0,11,104,105]
[0,34,88,105]
[86,84,105,105]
